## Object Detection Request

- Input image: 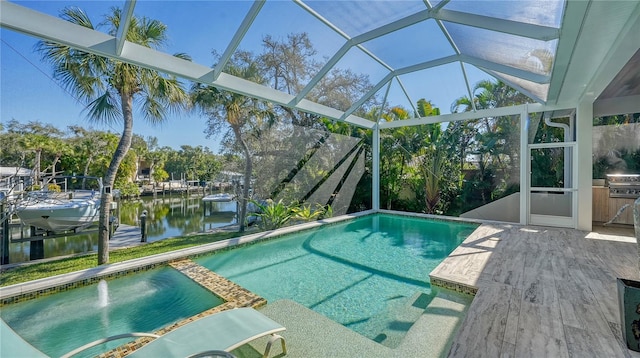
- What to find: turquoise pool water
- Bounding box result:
[195,214,478,347]
[1,267,224,357]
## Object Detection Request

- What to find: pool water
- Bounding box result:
[1,267,224,357]
[196,214,477,347]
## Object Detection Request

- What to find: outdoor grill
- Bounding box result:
[606,174,640,198]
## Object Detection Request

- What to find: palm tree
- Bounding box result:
[37,7,188,264]
[191,59,274,232]
[452,80,530,112]
[450,79,531,206]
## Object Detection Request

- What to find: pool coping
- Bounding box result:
[0,210,376,302]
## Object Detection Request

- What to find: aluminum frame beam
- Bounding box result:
[434,9,559,41]
[347,53,549,117]
[0,0,375,130]
[545,0,591,105]
[212,0,265,81]
[115,0,136,56]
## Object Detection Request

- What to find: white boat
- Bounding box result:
[15,177,102,233]
[202,193,235,202]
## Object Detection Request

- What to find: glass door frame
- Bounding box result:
[527,141,578,228]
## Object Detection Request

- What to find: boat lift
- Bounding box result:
[0,188,121,265]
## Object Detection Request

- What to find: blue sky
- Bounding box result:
[1,1,491,152]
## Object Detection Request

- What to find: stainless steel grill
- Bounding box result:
[607,174,640,198]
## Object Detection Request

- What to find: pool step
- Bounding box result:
[398,289,473,358]
[372,291,435,348]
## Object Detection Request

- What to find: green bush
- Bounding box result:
[292,204,322,222]
[249,199,296,230]
[115,181,141,198]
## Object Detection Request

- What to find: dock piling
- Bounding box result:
[1,203,9,264]
[140,210,148,242]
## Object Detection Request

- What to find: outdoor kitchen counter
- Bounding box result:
[593,186,636,225]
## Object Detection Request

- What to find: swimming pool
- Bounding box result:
[195,214,478,348]
[0,267,224,357]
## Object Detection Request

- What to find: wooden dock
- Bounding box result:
[6,223,144,249]
[109,224,145,249]
[1,224,146,269]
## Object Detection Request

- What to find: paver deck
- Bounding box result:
[430,223,640,357]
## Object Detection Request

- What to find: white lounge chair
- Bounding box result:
[3,308,286,358]
[127,307,286,358]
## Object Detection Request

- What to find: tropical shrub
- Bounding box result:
[292,204,323,222]
[320,204,333,219]
[249,199,296,230]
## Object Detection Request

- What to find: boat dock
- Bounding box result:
[6,223,144,245]
[108,224,146,249]
[140,181,209,196]
[0,224,147,269]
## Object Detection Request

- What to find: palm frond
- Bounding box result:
[173,53,192,61]
[136,17,167,48]
[140,96,166,124]
[83,92,121,124]
[60,6,94,29]
[191,84,223,111]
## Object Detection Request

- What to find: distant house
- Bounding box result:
[135,159,152,182]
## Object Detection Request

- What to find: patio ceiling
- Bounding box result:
[1,0,639,129]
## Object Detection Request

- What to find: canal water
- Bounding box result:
[6,195,237,264]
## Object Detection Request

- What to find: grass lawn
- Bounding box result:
[0,230,248,287]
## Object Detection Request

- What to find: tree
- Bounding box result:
[0,121,25,167]
[162,145,219,183]
[42,137,71,180]
[449,80,530,212]
[256,33,375,212]
[65,126,113,188]
[378,106,413,209]
[9,121,64,186]
[130,134,149,182]
[37,6,188,264]
[142,137,168,183]
[19,133,48,186]
[418,123,446,214]
[191,54,274,232]
[412,100,448,214]
[260,33,374,127]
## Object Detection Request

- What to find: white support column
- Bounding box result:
[576,101,593,231]
[372,123,380,211]
[520,105,529,225]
